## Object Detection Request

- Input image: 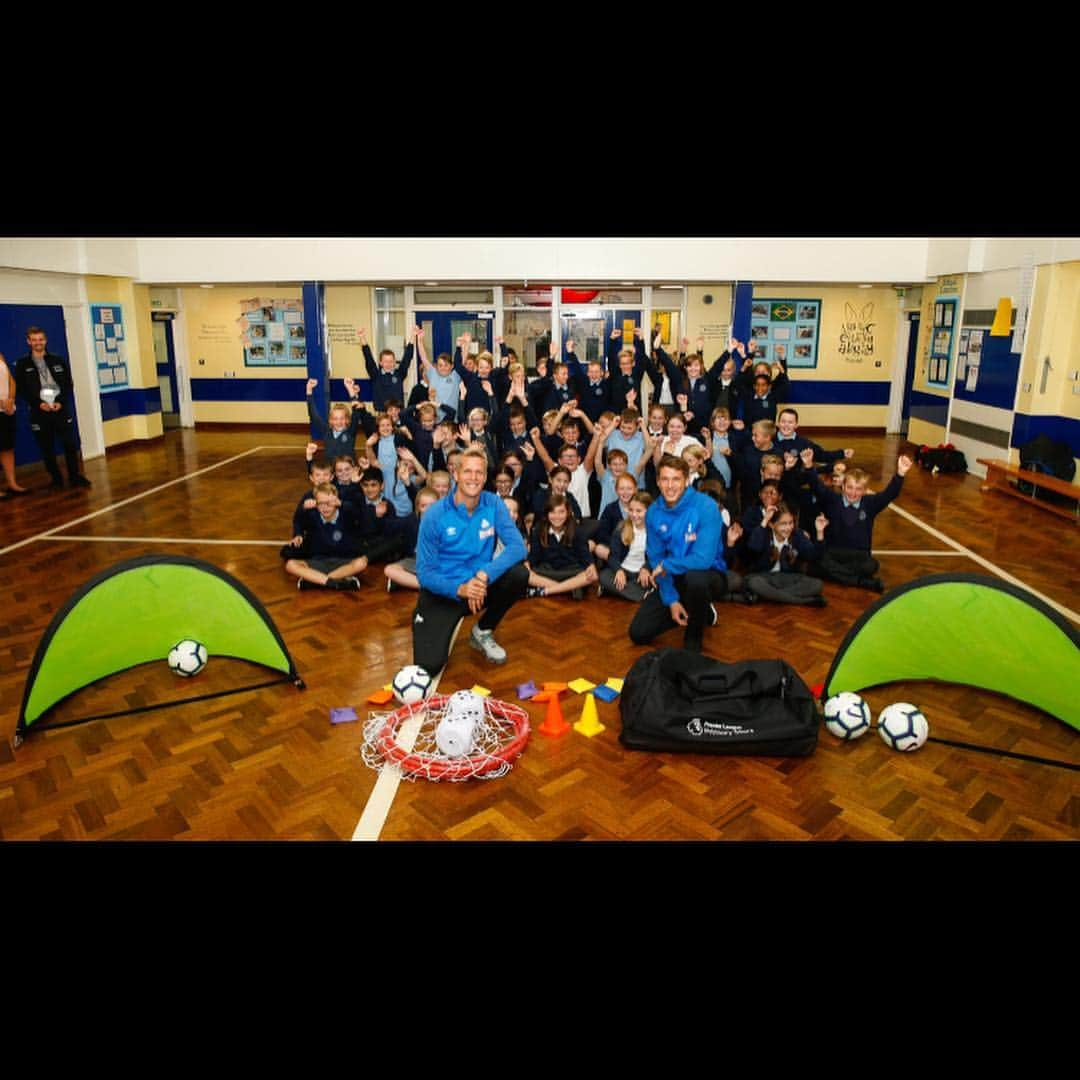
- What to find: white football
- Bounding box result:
[168,639,207,677]
[823,691,872,740]
[392,664,432,705]
[877,702,929,752]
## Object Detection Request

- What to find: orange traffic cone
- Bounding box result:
[573,691,605,737]
[538,690,570,736]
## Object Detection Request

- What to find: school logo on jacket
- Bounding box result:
[687,718,703,736]
[446,526,457,536]
[332,530,343,543]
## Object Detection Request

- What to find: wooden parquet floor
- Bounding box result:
[0,427,1076,841]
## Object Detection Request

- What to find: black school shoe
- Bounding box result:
[69,475,92,488]
[329,576,362,591]
[297,579,324,590]
[859,577,885,593]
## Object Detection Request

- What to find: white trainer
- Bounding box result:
[469,626,507,664]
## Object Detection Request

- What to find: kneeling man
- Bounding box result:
[629,453,733,653]
[414,446,529,675]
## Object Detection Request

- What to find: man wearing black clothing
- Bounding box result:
[13,327,90,489]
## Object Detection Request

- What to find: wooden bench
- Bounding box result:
[977,457,1080,522]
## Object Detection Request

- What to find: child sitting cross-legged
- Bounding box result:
[285,483,371,591]
[597,490,654,602]
[525,494,599,600]
[743,502,828,606]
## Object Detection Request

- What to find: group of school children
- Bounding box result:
[282,323,912,634]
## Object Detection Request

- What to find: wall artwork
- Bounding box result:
[238,296,306,366]
[751,298,821,369]
[91,304,129,392]
[928,296,957,388]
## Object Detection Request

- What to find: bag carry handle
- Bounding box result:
[659,652,784,701]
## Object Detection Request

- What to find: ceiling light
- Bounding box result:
[858,283,874,289]
[200,284,214,289]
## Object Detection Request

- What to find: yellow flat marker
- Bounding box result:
[605,677,624,693]
[470,685,492,697]
[568,678,596,694]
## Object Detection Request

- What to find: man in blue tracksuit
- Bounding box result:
[629,453,731,653]
[413,446,529,676]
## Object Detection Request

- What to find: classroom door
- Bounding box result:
[414,311,493,370]
[0,302,79,468]
[900,312,919,435]
[151,313,180,429]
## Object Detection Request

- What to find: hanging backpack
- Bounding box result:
[619,649,819,756]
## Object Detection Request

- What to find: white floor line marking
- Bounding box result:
[872,550,968,556]
[888,503,1080,624]
[0,445,290,559]
[44,535,284,546]
[352,620,464,842]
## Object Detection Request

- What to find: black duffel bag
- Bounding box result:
[619,649,819,756]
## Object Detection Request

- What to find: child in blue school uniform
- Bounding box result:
[525,494,598,600]
[744,502,828,606]
[597,490,654,603]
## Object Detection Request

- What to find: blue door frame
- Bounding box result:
[901,312,920,428]
[152,312,180,423]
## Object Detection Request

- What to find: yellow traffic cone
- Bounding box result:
[574,691,606,737]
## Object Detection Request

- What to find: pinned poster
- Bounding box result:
[990,298,1012,337]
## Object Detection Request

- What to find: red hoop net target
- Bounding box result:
[361,693,530,782]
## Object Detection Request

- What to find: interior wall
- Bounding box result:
[182,284,307,424]
[751,284,899,428]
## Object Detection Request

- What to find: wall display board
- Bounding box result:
[91,304,129,391]
[928,297,958,387]
[750,298,821,369]
[239,297,307,367]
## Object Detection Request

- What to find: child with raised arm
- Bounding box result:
[744,503,828,606]
[360,325,415,412]
[598,490,654,603]
[306,377,371,458]
[608,328,651,414]
[603,408,649,490]
[418,328,463,417]
[526,494,599,600]
[804,448,913,592]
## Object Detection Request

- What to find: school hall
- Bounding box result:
[0,236,1076,841]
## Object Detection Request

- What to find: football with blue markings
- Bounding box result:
[823,691,872,740]
[168,639,208,677]
[877,702,929,752]
[392,664,433,705]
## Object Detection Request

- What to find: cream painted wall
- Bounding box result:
[685,285,733,359]
[324,285,373,380]
[181,284,307,424]
[84,276,164,446]
[1017,261,1080,470]
[750,284,899,427]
